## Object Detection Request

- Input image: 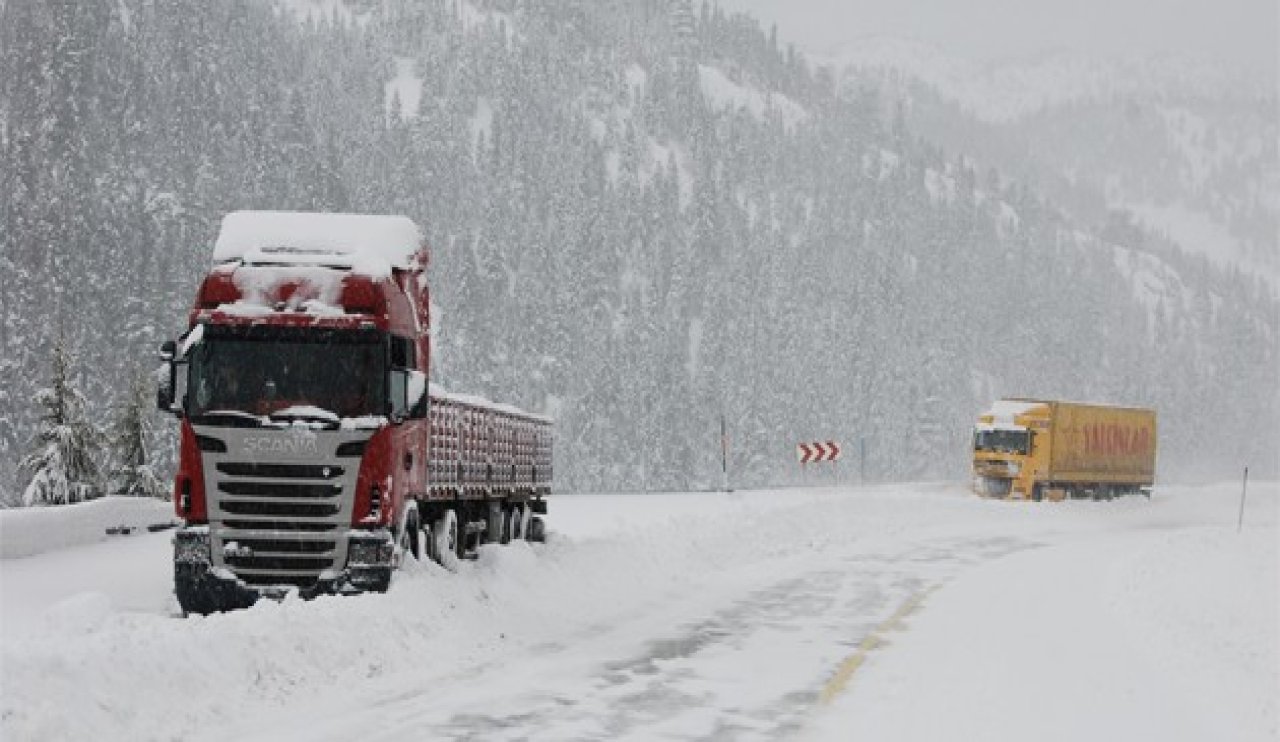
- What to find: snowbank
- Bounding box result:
[1,483,1274,740]
[0,496,175,559]
[0,488,843,740]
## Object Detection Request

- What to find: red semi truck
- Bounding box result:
[157,211,552,614]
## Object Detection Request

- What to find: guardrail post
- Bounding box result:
[1237,466,1249,533]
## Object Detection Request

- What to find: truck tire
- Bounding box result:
[500,506,515,544]
[486,501,501,544]
[510,505,526,540]
[433,509,461,572]
[398,501,421,563]
[519,505,533,540]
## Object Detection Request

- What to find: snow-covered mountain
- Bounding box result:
[1,1,1276,501]
[819,36,1272,123]
[824,37,1279,288]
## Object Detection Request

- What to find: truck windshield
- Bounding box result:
[974,428,1030,455]
[187,329,386,423]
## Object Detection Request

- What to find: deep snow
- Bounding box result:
[1,482,1275,741]
[0,495,173,560]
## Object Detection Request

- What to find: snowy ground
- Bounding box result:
[1,482,1275,741]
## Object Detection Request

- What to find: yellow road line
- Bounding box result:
[818,585,939,705]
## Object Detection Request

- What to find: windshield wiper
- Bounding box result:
[190,410,266,428]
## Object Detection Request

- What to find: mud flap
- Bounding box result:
[528,516,547,543]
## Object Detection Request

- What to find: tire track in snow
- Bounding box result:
[372,536,1035,741]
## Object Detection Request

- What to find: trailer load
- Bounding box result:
[157,211,552,614]
[972,399,1155,500]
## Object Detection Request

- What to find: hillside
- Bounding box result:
[827,37,1279,287]
[1,0,1276,499]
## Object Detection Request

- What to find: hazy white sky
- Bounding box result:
[717,0,1277,72]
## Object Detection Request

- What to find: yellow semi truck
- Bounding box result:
[972,399,1156,500]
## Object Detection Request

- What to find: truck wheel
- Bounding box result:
[510,505,526,540]
[500,506,515,544]
[519,505,533,540]
[487,501,505,545]
[433,509,461,572]
[423,516,438,563]
[397,501,422,564]
[528,516,546,543]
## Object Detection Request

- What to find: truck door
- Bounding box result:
[390,334,428,498]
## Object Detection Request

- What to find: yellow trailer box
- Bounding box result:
[972,399,1156,500]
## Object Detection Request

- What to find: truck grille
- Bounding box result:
[218,481,343,498]
[221,520,339,532]
[197,427,368,588]
[224,555,336,573]
[217,463,345,479]
[218,500,343,518]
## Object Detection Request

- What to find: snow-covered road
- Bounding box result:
[2,483,1275,741]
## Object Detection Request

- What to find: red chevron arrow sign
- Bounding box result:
[797,440,842,464]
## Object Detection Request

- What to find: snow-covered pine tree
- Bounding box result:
[108,374,166,499]
[19,337,105,506]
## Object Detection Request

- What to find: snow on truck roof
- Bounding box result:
[212,211,424,275]
[977,399,1046,431]
[428,382,552,424]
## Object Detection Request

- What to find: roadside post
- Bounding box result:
[859,437,866,484]
[1237,466,1249,533]
[720,415,730,493]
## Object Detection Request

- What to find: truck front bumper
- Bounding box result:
[173,527,396,615]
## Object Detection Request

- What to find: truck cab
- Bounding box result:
[158,212,432,612]
[972,399,1050,499]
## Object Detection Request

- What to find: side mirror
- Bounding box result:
[156,368,174,412]
[156,340,186,417]
[157,341,176,412]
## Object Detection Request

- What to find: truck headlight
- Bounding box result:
[174,530,211,565]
